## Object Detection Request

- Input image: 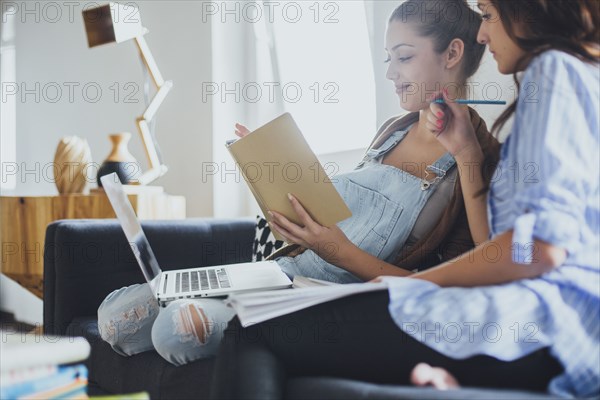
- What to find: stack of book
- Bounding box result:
[0,333,91,399]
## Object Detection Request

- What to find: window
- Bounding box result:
[258,1,376,154]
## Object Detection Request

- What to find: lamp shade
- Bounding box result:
[83,2,144,47]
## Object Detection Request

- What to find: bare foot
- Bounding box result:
[410,363,460,390]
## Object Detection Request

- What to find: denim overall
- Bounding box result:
[276,128,456,283]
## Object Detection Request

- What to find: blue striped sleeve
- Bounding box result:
[510,51,596,264]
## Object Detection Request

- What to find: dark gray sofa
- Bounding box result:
[43,218,576,399]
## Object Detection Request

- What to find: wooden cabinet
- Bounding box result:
[0,189,185,298]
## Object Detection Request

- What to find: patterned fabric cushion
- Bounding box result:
[253,216,285,261]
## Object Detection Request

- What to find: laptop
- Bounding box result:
[101,173,292,306]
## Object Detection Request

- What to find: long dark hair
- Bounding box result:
[389,0,486,84]
[489,0,600,135]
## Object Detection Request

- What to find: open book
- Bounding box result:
[226,113,352,241]
[225,277,388,327]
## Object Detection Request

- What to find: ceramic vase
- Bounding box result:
[97,133,141,187]
[53,136,92,194]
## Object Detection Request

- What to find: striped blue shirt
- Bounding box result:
[385,50,600,397]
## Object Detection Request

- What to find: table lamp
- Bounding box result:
[83,2,172,185]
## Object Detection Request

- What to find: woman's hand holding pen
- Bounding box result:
[427,89,483,161]
[268,194,355,266]
[429,89,490,244]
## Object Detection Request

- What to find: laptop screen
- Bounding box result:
[101,173,162,292]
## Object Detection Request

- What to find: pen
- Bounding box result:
[433,99,507,105]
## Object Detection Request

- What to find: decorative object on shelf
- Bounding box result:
[53,136,92,194]
[97,132,141,187]
[82,2,171,185]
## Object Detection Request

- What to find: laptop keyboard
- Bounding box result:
[175,268,230,294]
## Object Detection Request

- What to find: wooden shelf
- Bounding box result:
[0,191,185,298]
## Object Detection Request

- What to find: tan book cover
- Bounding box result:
[226,113,352,241]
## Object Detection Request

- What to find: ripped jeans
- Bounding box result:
[97,283,236,366]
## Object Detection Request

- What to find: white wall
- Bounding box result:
[0,0,16,190]
[3,1,213,217]
[210,10,255,218]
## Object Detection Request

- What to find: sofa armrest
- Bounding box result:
[44,218,255,335]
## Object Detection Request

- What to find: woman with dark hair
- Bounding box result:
[211,0,599,397]
[96,0,500,367]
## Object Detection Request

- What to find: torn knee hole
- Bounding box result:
[175,304,212,344]
[101,300,157,338]
[101,321,117,341]
[114,300,156,322]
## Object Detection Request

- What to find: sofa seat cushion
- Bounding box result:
[285,377,564,400]
[67,317,214,399]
